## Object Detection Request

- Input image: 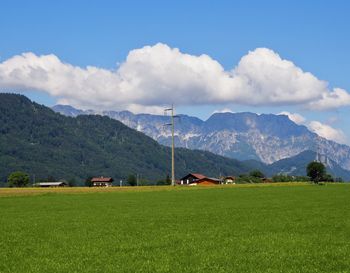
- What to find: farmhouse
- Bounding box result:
[179,173,206,185]
[179,173,223,186]
[91,177,113,187]
[36,182,67,187]
[223,176,236,184]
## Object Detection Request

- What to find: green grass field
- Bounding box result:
[0,184,349,273]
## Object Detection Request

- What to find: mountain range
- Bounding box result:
[0,94,349,184]
[0,94,252,184]
[53,104,350,171]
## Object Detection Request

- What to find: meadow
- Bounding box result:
[0,184,349,273]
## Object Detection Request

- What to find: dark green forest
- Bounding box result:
[0,94,251,185]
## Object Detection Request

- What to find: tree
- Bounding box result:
[68,178,77,187]
[295,176,311,182]
[156,174,171,185]
[235,174,262,184]
[322,173,334,182]
[127,174,137,186]
[306,161,326,183]
[249,170,265,179]
[7,171,30,187]
[271,174,310,183]
[335,177,343,183]
[46,175,56,182]
[272,174,292,182]
[85,176,93,187]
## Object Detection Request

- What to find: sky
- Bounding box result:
[0,0,349,144]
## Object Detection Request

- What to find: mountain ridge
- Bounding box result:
[52,104,350,170]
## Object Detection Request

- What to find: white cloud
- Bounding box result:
[0,43,349,111]
[278,111,306,125]
[307,88,350,110]
[278,111,348,144]
[233,48,328,105]
[212,108,233,114]
[308,121,347,145]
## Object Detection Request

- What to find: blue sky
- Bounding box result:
[0,0,349,143]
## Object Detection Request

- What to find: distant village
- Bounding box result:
[4,159,336,188]
[34,173,269,188]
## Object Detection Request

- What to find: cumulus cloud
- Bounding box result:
[233,48,328,105]
[0,43,349,112]
[278,111,306,125]
[308,121,347,144]
[279,111,348,144]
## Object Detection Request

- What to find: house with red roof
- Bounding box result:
[91,177,113,187]
[179,173,206,185]
[179,173,223,186]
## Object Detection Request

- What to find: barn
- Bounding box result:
[37,182,67,187]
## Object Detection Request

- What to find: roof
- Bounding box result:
[91,177,113,182]
[180,173,207,181]
[224,176,236,180]
[190,173,207,179]
[38,182,67,186]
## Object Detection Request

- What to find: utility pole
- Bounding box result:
[313,138,319,163]
[165,104,179,186]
